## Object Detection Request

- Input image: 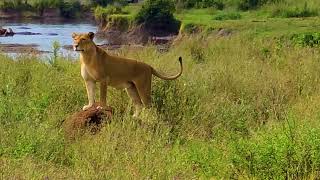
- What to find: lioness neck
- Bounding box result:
[80,45,98,65]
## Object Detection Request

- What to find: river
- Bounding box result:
[0,20,107,56]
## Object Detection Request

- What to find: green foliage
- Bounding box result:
[135,0,180,33]
[290,32,320,47]
[59,0,81,18]
[175,0,225,10]
[0,0,89,18]
[50,40,61,66]
[232,117,320,179]
[179,23,203,34]
[106,14,132,31]
[0,0,33,11]
[94,5,126,22]
[213,11,241,20]
[190,42,205,63]
[90,0,128,7]
[271,2,318,18]
[237,0,282,10]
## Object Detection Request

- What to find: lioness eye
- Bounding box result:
[81,38,86,41]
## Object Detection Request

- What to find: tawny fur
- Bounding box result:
[72,32,183,117]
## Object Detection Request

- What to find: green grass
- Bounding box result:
[175,7,320,38]
[2,22,320,178]
[213,11,242,20]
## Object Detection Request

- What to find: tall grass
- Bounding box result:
[2,28,320,178]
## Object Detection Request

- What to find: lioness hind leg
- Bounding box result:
[134,77,151,107]
[99,80,107,108]
[126,83,143,117]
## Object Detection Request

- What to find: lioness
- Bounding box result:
[72,32,183,117]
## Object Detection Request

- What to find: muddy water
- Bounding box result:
[0,20,106,56]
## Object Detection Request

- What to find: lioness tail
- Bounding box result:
[152,57,183,80]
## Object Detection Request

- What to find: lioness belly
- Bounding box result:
[108,79,132,89]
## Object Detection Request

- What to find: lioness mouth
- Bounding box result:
[75,49,84,52]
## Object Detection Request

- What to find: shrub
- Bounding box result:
[105,15,132,31]
[32,0,62,16]
[94,5,125,21]
[213,12,241,20]
[59,1,81,18]
[290,32,320,47]
[50,40,61,67]
[231,119,320,179]
[93,0,113,6]
[135,0,181,34]
[92,0,128,7]
[175,0,224,10]
[271,2,318,18]
[0,0,33,11]
[190,44,205,63]
[237,0,282,11]
[179,23,204,34]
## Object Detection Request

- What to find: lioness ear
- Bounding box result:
[72,32,77,39]
[88,32,94,40]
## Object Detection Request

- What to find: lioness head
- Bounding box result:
[72,32,95,52]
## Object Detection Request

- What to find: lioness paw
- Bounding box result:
[82,104,93,111]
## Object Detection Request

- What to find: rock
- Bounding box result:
[46,33,58,36]
[0,28,14,36]
[17,27,31,30]
[150,36,176,44]
[15,32,42,35]
[63,103,113,140]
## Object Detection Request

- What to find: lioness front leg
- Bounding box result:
[83,80,96,110]
[99,80,107,109]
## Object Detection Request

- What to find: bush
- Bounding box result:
[175,0,224,10]
[179,23,204,34]
[92,0,128,7]
[190,43,205,63]
[59,1,81,18]
[93,0,113,6]
[231,119,320,179]
[32,0,62,16]
[271,2,318,18]
[237,0,282,11]
[0,0,32,11]
[213,12,241,20]
[105,15,132,31]
[290,32,320,47]
[94,5,125,21]
[135,0,180,34]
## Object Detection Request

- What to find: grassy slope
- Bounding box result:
[2,4,320,180]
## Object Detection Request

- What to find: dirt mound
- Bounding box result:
[63,103,113,140]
